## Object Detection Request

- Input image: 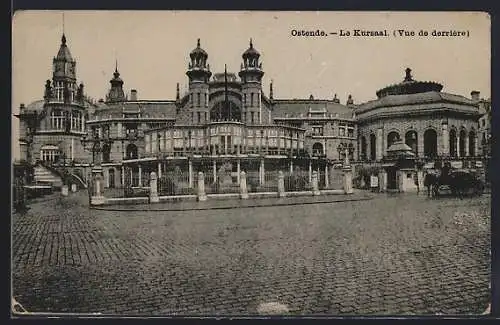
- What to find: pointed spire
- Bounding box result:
[269,80,274,100]
[224,64,229,121]
[176,83,180,100]
[250,38,253,48]
[115,58,118,73]
[62,12,66,44]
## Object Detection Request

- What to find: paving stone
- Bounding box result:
[12,192,491,315]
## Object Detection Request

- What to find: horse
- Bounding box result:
[423,170,440,197]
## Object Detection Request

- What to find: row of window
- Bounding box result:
[145,134,303,153]
[311,125,355,137]
[52,81,76,102]
[49,109,85,132]
[188,92,261,108]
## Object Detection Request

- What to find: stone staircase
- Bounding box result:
[33,165,63,188]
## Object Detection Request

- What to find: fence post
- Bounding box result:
[378,169,387,193]
[150,171,159,203]
[343,165,353,194]
[197,171,207,202]
[278,171,286,198]
[312,171,320,196]
[90,168,105,205]
[240,171,249,199]
[61,184,69,196]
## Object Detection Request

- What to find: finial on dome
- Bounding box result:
[176,83,180,100]
[250,38,253,48]
[270,80,274,99]
[197,38,201,47]
[61,33,66,45]
[404,67,413,82]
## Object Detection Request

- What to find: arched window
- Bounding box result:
[102,143,111,162]
[469,130,476,157]
[405,130,418,155]
[387,131,400,148]
[108,168,115,188]
[459,129,467,157]
[369,133,376,161]
[210,101,242,122]
[360,136,367,160]
[312,142,323,156]
[126,143,138,159]
[449,128,457,157]
[423,129,438,158]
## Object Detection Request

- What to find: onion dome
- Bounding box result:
[376,68,443,99]
[242,38,260,59]
[190,38,208,59]
[56,34,73,61]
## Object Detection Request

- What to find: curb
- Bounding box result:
[90,195,373,212]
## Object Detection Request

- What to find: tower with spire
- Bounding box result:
[106,60,126,103]
[49,33,78,103]
[185,38,212,125]
[238,39,264,124]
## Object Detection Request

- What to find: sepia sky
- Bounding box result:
[11,11,490,159]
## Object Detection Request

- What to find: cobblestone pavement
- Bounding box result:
[12,192,490,315]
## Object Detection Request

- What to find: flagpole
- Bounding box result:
[224,64,229,122]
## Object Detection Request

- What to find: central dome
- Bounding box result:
[376,68,443,98]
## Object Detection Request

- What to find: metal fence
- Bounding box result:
[329,167,345,190]
[283,170,310,192]
[158,171,194,196]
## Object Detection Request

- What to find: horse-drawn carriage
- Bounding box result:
[423,166,484,198]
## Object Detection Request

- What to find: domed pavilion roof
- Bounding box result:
[375,68,443,99]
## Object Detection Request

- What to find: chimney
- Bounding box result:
[130,89,138,101]
[471,90,480,102]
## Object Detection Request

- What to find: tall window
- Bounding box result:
[347,126,354,138]
[250,93,254,106]
[360,136,367,160]
[312,126,323,136]
[369,133,376,161]
[54,82,63,101]
[469,131,476,157]
[50,109,64,130]
[197,112,201,124]
[40,145,60,162]
[251,112,255,124]
[387,131,400,148]
[423,129,438,158]
[197,93,201,107]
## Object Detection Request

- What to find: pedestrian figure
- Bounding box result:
[414,171,420,194]
[370,174,378,192]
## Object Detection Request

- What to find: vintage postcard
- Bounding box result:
[11,11,491,317]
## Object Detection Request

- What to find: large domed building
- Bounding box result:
[15,34,489,191]
[356,68,483,163]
